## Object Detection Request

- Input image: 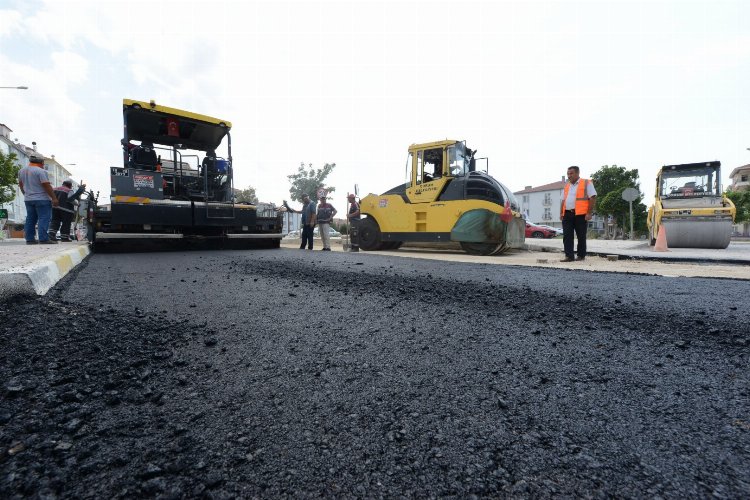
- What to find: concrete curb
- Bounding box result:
[0,244,91,300]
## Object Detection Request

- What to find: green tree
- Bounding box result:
[726,190,750,225]
[287,162,336,203]
[0,150,20,205]
[234,185,258,204]
[591,165,648,234]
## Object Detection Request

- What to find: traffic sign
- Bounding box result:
[0,208,7,219]
[621,187,640,202]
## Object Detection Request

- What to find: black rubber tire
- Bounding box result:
[358,218,382,251]
[531,231,544,238]
[460,242,504,256]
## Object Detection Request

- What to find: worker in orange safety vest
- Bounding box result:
[560,166,597,262]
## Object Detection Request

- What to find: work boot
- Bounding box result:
[576,255,586,261]
[559,256,574,262]
[41,239,59,245]
[26,240,38,245]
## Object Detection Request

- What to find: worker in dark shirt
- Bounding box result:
[346,193,360,252]
[48,178,86,242]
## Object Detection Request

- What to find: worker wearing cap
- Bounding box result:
[346,193,360,252]
[49,178,87,242]
[17,156,59,244]
[315,195,337,251]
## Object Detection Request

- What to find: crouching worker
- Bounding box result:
[49,178,86,242]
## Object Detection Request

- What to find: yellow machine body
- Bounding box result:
[647,161,736,249]
[358,140,525,255]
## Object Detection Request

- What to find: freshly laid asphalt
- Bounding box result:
[2,236,748,300]
[1,248,748,498]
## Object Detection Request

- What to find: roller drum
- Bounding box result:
[661,218,732,249]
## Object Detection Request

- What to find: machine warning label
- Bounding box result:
[133,174,154,188]
[379,198,388,208]
[111,167,129,177]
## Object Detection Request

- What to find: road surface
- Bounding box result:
[1,248,748,498]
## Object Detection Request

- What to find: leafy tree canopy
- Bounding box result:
[287,162,336,203]
[726,190,750,224]
[234,185,258,204]
[591,165,648,231]
[0,150,20,205]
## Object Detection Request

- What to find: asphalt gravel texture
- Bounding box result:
[1,248,749,498]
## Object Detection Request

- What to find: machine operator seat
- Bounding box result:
[130,141,159,171]
[201,150,219,176]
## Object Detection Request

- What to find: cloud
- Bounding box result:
[2,0,749,207]
[51,51,89,85]
[0,9,22,37]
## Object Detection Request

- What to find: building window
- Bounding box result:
[543,208,552,220]
[522,195,529,203]
[742,175,748,182]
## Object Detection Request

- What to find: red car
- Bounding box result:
[525,222,558,238]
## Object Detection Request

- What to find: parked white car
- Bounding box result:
[313,227,341,238]
[283,227,342,239]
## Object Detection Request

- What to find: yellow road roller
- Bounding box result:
[358,140,525,256]
[648,161,735,249]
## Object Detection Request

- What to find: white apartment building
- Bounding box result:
[728,164,750,193]
[514,178,566,228]
[514,177,605,232]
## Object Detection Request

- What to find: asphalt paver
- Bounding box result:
[1,249,748,498]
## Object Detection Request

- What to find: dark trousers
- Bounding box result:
[49,209,74,241]
[349,219,360,251]
[300,224,314,249]
[562,211,588,258]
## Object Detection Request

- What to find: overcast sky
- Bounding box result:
[1,0,748,207]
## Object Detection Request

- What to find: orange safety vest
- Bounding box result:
[561,179,590,217]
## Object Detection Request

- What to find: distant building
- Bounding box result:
[0,123,30,227]
[728,164,750,192]
[44,155,73,190]
[514,177,604,232]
